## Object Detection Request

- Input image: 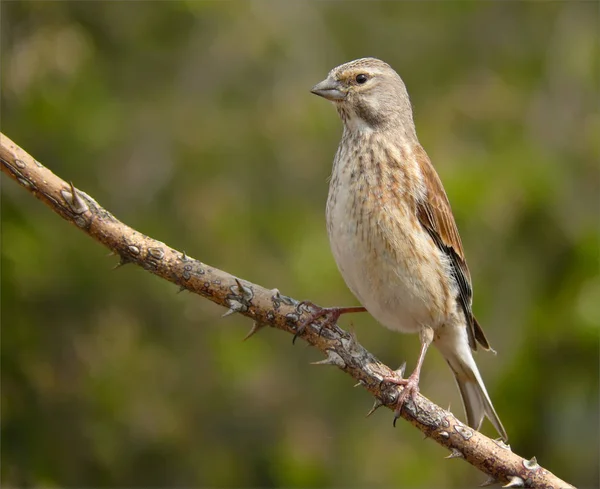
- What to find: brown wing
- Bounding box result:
[414,146,490,351]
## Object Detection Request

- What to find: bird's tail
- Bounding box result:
[439,339,508,442]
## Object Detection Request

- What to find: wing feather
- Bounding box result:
[413,146,490,351]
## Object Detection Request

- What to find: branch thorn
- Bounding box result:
[112,256,131,269]
[222,307,237,318]
[61,181,88,214]
[365,398,383,417]
[311,350,345,368]
[394,361,406,378]
[480,476,498,487]
[445,448,464,459]
[523,456,538,470]
[243,321,267,341]
[502,476,524,488]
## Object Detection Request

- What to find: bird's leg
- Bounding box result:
[293,301,366,343]
[384,327,433,424]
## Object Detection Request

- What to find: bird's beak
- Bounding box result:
[311,77,346,101]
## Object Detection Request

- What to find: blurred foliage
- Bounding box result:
[1,2,598,488]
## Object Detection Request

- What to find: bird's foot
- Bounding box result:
[384,371,421,426]
[293,302,366,344]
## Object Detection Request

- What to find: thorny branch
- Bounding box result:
[0,133,574,489]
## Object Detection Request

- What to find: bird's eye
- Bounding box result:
[355,74,368,84]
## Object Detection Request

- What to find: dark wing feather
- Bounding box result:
[413,146,490,351]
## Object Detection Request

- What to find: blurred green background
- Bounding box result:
[2,2,598,488]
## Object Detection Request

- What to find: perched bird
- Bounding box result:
[307,57,507,441]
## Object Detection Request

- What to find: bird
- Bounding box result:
[306,57,507,441]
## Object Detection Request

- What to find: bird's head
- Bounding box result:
[311,57,415,136]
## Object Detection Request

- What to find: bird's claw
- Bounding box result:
[292,302,341,344]
[292,303,367,344]
[384,373,421,426]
